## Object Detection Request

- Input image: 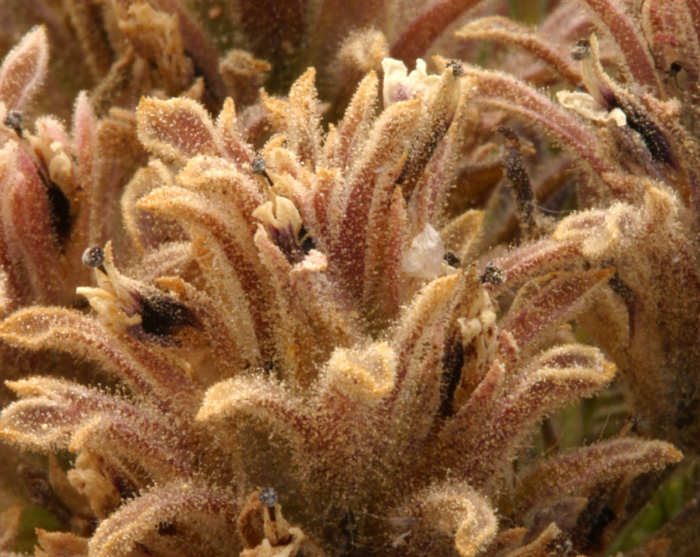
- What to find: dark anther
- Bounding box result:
[259,486,278,508]
[140,294,196,337]
[604,264,637,341]
[271,227,301,264]
[439,333,464,417]
[444,251,461,267]
[608,270,632,300]
[582,504,616,552]
[300,235,316,254]
[71,298,90,310]
[446,59,464,77]
[157,522,177,536]
[615,100,677,168]
[45,181,72,244]
[4,110,22,136]
[481,261,506,285]
[669,61,683,76]
[82,246,106,270]
[499,126,537,236]
[571,38,591,61]
[114,474,136,500]
[298,225,316,255]
[271,224,315,264]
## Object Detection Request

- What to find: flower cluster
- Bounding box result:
[0,1,698,557]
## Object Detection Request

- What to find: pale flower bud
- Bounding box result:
[402,224,445,279]
[381,57,440,107]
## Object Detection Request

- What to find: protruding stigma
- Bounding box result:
[571,38,591,61]
[260,486,278,521]
[4,110,22,136]
[446,59,464,77]
[82,246,107,274]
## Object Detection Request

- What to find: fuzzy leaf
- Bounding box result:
[69,415,195,481]
[322,71,378,171]
[440,344,615,489]
[88,484,239,557]
[390,0,487,62]
[330,98,420,301]
[0,378,194,481]
[197,376,312,455]
[262,69,322,169]
[215,98,255,165]
[494,239,584,288]
[389,320,445,460]
[462,66,635,195]
[0,26,48,111]
[398,65,463,204]
[319,341,396,406]
[176,155,264,226]
[0,377,125,451]
[136,97,217,166]
[0,308,200,414]
[138,185,271,354]
[407,484,498,557]
[501,268,614,353]
[120,160,184,253]
[0,143,64,304]
[253,227,327,383]
[290,253,362,352]
[150,0,226,102]
[456,17,582,84]
[72,92,96,191]
[391,272,462,393]
[362,186,408,323]
[513,438,683,517]
[501,523,568,557]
